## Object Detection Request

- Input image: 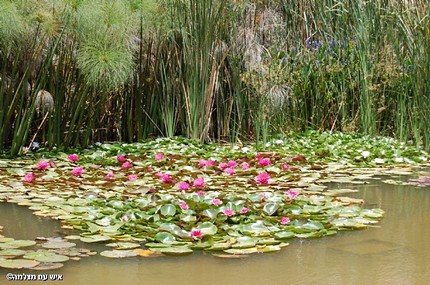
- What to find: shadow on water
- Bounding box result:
[0,180,430,285]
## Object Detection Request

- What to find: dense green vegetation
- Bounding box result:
[0,0,429,156]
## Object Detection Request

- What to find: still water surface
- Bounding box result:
[0,180,429,285]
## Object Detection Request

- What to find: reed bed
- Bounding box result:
[0,0,429,155]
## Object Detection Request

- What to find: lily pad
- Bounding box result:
[41,241,76,249]
[0,258,40,269]
[159,246,193,256]
[100,250,138,258]
[23,251,70,263]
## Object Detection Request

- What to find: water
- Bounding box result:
[1,180,429,285]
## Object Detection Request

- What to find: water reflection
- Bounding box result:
[0,181,429,285]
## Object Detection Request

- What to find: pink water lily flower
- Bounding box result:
[128,174,138,181]
[218,162,228,169]
[190,229,203,239]
[193,177,205,188]
[179,201,189,210]
[211,198,223,206]
[286,190,299,200]
[207,159,216,166]
[105,171,114,179]
[280,217,290,225]
[117,155,126,162]
[242,162,250,170]
[156,172,171,183]
[155,152,164,161]
[239,207,250,214]
[197,190,206,196]
[121,161,132,169]
[72,166,84,176]
[178,181,190,191]
[224,167,235,175]
[255,172,270,184]
[23,172,34,182]
[222,208,235,217]
[282,164,290,171]
[120,215,129,222]
[68,154,79,162]
[258,158,271,167]
[37,161,50,171]
[198,159,208,167]
[227,160,237,167]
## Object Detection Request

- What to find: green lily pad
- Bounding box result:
[224,247,258,255]
[100,250,138,258]
[159,247,193,256]
[80,235,111,243]
[0,258,40,269]
[24,251,70,263]
[41,241,76,249]
[1,240,36,249]
[274,231,295,240]
[0,249,27,258]
[160,204,176,216]
[30,262,64,271]
[197,222,218,235]
[154,232,176,244]
[106,242,141,250]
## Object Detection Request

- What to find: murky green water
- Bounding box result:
[1,180,429,285]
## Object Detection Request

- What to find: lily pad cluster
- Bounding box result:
[0,237,95,269]
[0,133,428,257]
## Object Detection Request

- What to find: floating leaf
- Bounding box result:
[154,232,176,244]
[41,241,76,249]
[197,222,218,236]
[23,251,70,263]
[159,247,193,256]
[0,259,40,269]
[160,204,176,216]
[100,250,138,258]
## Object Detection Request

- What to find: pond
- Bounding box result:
[0,178,429,285]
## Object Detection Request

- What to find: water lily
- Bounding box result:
[117,155,126,162]
[190,229,203,239]
[255,172,270,184]
[282,164,290,171]
[280,217,290,225]
[227,160,237,167]
[121,161,132,169]
[178,181,190,191]
[179,201,189,210]
[239,207,250,214]
[105,171,114,179]
[157,172,171,183]
[242,162,250,170]
[155,152,164,161]
[193,177,205,188]
[207,159,216,166]
[198,159,208,167]
[197,190,206,196]
[37,161,50,171]
[23,172,34,182]
[72,167,84,176]
[211,198,223,206]
[222,208,235,217]
[258,158,271,167]
[128,174,138,181]
[224,167,235,175]
[218,162,228,169]
[120,215,129,222]
[68,154,79,162]
[286,190,299,200]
